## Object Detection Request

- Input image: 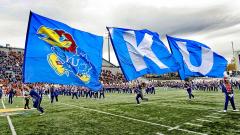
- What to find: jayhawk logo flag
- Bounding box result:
[23,12,103,91]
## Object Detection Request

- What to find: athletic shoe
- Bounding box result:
[233,109,239,112]
[223,110,227,113]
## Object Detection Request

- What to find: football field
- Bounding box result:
[0,88,240,135]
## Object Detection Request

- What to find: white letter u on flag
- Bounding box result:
[176,41,214,75]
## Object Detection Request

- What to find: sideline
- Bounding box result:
[1,99,17,135]
[59,102,207,135]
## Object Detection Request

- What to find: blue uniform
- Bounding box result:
[238,81,240,90]
[135,87,143,104]
[221,83,236,111]
[38,89,44,103]
[0,89,2,99]
[30,89,44,113]
[54,89,59,102]
[99,89,105,99]
[8,89,14,104]
[50,87,58,103]
[72,90,78,99]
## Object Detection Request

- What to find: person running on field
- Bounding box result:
[26,85,44,115]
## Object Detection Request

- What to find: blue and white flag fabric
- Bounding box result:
[167,35,227,80]
[23,12,103,91]
[107,27,179,81]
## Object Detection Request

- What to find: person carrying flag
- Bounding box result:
[135,83,148,105]
[26,85,44,114]
[221,77,239,112]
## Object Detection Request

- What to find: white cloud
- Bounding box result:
[0,0,240,65]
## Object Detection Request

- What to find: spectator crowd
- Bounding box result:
[0,49,157,98]
[0,49,240,99]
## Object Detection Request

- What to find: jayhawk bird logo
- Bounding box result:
[37,26,92,84]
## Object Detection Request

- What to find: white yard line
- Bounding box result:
[59,102,171,128]
[2,99,6,109]
[1,99,17,135]
[212,113,226,116]
[205,116,221,119]
[177,128,207,135]
[217,110,226,113]
[196,119,213,123]
[185,122,203,127]
[59,102,207,135]
[168,126,179,131]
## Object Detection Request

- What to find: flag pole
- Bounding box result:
[107,31,110,63]
[232,41,234,57]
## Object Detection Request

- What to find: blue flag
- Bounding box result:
[23,12,103,91]
[107,27,179,81]
[167,35,227,80]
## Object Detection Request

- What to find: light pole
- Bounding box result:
[104,31,110,63]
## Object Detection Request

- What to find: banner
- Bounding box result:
[107,27,179,81]
[23,12,103,91]
[167,35,227,80]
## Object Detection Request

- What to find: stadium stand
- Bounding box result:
[0,45,127,94]
[2,45,239,96]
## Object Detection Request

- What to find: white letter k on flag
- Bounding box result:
[123,31,168,71]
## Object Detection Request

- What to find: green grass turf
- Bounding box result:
[0,88,240,135]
